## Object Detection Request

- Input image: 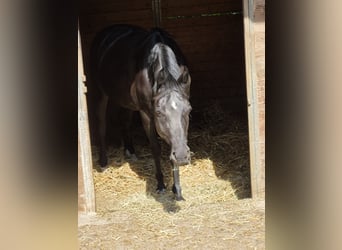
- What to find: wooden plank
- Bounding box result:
[190,74,244,86]
[81,0,151,15]
[78,28,96,214]
[165,25,244,42]
[163,3,242,18]
[81,9,153,25]
[79,16,154,36]
[190,60,244,73]
[191,96,246,113]
[82,0,150,5]
[192,85,246,98]
[80,17,153,35]
[242,0,265,199]
[163,0,239,8]
[163,13,242,28]
[253,0,265,22]
[79,0,154,34]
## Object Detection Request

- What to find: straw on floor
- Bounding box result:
[79,102,264,249]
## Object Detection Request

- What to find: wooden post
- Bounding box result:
[243,0,265,199]
[78,27,96,214]
[152,0,162,27]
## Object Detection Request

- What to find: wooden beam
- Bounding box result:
[243,0,265,199]
[152,0,162,27]
[78,27,96,214]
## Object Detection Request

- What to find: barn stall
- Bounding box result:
[78,0,264,248]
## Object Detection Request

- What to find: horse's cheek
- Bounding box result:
[155,118,168,140]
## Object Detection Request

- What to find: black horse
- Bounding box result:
[90,24,192,200]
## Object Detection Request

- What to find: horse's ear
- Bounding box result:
[178,66,191,85]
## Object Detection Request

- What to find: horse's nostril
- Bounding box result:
[173,152,176,156]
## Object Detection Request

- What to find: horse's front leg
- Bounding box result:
[121,108,137,161]
[171,162,185,201]
[139,111,166,193]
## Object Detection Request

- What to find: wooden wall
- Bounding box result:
[161,0,246,111]
[79,0,247,113]
[79,0,154,74]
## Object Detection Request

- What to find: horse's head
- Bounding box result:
[153,66,192,166]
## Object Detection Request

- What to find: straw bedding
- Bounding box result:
[78,102,265,249]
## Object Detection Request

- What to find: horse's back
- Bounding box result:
[90,24,188,108]
[90,25,149,103]
[90,24,187,75]
[90,24,147,75]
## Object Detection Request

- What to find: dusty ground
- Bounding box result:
[78,111,265,249]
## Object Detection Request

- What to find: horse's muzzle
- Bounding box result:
[170,145,191,166]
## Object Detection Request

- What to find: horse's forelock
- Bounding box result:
[160,44,181,80]
[153,85,189,105]
[148,43,182,82]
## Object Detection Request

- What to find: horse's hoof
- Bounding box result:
[129,154,138,161]
[99,166,109,172]
[99,158,108,168]
[156,186,166,194]
[175,195,185,201]
[172,185,177,194]
[172,185,185,201]
[125,149,138,161]
[156,188,166,194]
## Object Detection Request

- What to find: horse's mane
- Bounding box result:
[139,28,187,68]
[90,24,147,72]
[138,28,188,94]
